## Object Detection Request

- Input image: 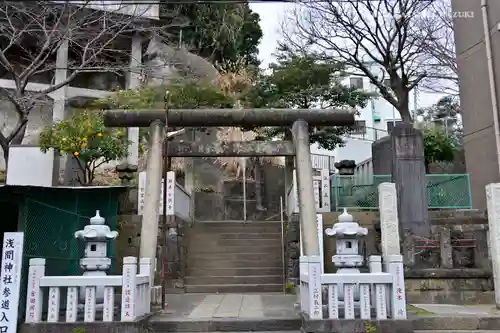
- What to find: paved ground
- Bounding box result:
[153,293,298,321]
[411,303,500,317]
[153,293,500,320]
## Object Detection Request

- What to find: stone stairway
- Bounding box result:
[185,221,285,293]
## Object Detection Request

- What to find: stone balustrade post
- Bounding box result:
[439,227,453,268]
[121,256,138,321]
[486,183,500,309]
[378,183,401,261]
[25,258,45,323]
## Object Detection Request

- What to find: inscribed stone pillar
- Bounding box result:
[485,183,500,308]
[371,136,392,175]
[391,123,430,238]
[439,227,453,269]
[378,183,400,259]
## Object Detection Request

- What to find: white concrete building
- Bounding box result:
[312,65,445,180]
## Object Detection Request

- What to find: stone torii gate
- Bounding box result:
[103,108,355,279]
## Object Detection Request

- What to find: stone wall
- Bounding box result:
[115,188,188,293]
[285,214,300,285]
[286,209,494,304]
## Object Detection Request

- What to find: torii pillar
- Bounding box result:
[103,108,355,282]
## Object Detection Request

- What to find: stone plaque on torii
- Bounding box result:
[103,107,354,279]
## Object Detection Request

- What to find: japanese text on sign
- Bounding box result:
[321,169,330,207]
[166,171,175,215]
[0,233,24,333]
[138,171,170,215]
[310,263,321,319]
[313,180,320,208]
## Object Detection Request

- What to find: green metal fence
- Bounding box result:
[332,174,472,210]
[14,186,122,322]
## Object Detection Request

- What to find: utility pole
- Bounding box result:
[413,86,418,120]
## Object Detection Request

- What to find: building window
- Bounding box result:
[350,120,366,135]
[387,120,403,134]
[350,77,363,89]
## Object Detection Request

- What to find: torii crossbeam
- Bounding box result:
[103,108,355,285]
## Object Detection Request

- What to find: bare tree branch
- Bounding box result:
[414,0,458,95]
[0,0,189,163]
[282,0,442,123]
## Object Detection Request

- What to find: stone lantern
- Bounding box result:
[74,210,118,303]
[325,208,368,301]
[334,160,356,175]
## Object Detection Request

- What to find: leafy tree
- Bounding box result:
[39,110,128,186]
[166,2,263,65]
[97,78,234,110]
[94,78,234,145]
[243,52,372,150]
[416,123,457,173]
[416,95,462,145]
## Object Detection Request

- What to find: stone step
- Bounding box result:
[186,267,283,277]
[185,275,283,285]
[148,318,301,332]
[190,232,282,240]
[193,227,283,234]
[188,238,282,247]
[188,245,282,254]
[195,220,282,225]
[184,283,284,293]
[188,252,282,261]
[194,222,283,233]
[189,258,283,269]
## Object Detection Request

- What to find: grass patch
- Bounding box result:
[406,304,435,316]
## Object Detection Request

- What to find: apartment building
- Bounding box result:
[314,69,442,164]
[451,0,499,208]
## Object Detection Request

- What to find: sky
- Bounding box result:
[249,2,290,69]
[249,2,446,155]
[249,2,446,104]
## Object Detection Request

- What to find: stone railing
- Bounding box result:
[299,255,407,320]
[25,257,151,323]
